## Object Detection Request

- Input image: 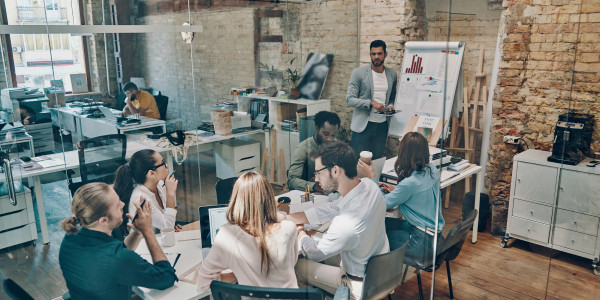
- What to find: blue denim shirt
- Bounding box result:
[59,228,177,300]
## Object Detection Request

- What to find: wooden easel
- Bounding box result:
[444,48,488,208]
[260,129,287,187]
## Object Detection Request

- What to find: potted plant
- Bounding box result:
[260,63,279,97]
[286,67,302,99]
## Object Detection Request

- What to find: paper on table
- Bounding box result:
[37,159,65,168]
[177,230,201,241]
[140,253,180,267]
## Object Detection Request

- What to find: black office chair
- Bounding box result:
[397,210,478,300]
[210,281,350,300]
[152,90,169,121]
[3,279,34,300]
[361,239,408,300]
[215,177,237,205]
[67,134,127,196]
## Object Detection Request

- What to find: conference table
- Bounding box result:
[4,128,269,245]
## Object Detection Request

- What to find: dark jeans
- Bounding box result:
[388,219,440,263]
[350,121,389,160]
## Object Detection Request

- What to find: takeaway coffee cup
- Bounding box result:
[161,227,176,247]
[360,151,373,165]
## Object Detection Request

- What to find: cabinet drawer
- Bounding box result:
[553,227,596,255]
[232,144,260,161]
[557,170,600,215]
[0,224,36,250]
[234,166,258,178]
[0,195,27,214]
[555,209,599,236]
[508,216,550,243]
[512,198,553,224]
[233,156,259,173]
[514,162,558,205]
[0,209,30,231]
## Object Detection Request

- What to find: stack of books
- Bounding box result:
[448,160,470,172]
[280,120,297,132]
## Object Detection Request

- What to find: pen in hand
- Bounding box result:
[131,199,146,223]
[163,170,176,187]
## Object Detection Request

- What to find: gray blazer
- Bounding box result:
[346,65,398,133]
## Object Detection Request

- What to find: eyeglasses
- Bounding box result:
[151,159,166,171]
[314,165,333,176]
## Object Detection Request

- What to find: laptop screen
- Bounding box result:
[198,205,228,248]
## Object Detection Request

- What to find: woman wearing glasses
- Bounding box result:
[113,149,180,239]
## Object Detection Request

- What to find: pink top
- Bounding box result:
[196,220,299,291]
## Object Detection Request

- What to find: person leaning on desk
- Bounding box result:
[121,82,160,119]
[58,182,177,300]
[357,131,445,259]
[196,171,299,292]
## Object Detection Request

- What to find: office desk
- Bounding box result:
[50,106,166,143]
[381,157,483,243]
[11,129,268,245]
[133,234,208,300]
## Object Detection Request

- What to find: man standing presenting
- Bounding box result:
[295,141,389,299]
[346,40,397,159]
[122,82,161,119]
[286,111,340,193]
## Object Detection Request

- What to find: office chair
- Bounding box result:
[3,279,34,300]
[210,281,350,300]
[67,134,127,196]
[215,177,237,205]
[361,239,408,300]
[396,210,478,300]
[152,90,169,120]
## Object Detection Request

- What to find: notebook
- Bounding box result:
[372,157,386,181]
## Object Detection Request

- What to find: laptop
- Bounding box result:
[372,157,386,181]
[98,106,118,122]
[198,204,228,257]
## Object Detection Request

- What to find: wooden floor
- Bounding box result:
[2,178,600,299]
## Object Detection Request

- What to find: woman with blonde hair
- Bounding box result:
[196,171,298,291]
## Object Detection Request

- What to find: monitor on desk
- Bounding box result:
[199,205,228,249]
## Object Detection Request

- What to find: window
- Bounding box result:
[3,0,90,93]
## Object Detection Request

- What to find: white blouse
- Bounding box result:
[128,181,177,230]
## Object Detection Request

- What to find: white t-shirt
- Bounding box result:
[369,70,388,123]
[128,181,177,230]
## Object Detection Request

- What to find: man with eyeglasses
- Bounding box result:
[294,141,389,300]
[286,111,341,193]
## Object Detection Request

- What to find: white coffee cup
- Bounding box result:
[161,227,176,247]
[360,151,373,165]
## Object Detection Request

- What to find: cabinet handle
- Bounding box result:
[571,240,575,244]
[517,179,521,183]
[574,221,577,225]
[530,211,534,215]
[560,187,564,191]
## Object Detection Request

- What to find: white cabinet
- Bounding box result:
[214,139,260,179]
[0,187,37,249]
[503,150,600,274]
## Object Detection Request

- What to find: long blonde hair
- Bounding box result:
[60,182,113,234]
[227,171,278,274]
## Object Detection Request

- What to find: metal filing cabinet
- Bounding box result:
[502,150,600,275]
[214,139,260,179]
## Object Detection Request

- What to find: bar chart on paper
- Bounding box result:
[405,55,424,74]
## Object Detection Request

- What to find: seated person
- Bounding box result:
[19,106,36,125]
[357,131,444,259]
[121,82,160,119]
[286,111,340,193]
[59,182,177,299]
[295,141,389,300]
[113,149,181,238]
[196,171,298,291]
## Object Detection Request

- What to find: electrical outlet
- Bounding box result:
[504,135,521,145]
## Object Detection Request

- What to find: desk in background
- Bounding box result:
[50,106,166,143]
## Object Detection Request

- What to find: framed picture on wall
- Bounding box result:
[70,73,88,93]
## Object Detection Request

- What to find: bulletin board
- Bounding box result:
[388,41,465,138]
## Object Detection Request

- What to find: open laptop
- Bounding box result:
[198,204,228,257]
[98,106,118,122]
[372,157,386,181]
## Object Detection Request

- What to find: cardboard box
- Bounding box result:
[46,91,65,107]
[231,113,251,129]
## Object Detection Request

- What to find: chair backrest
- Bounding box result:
[78,134,127,183]
[154,92,169,120]
[210,281,324,300]
[361,240,408,300]
[215,177,237,205]
[3,279,34,300]
[437,209,478,261]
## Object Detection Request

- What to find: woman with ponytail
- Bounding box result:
[196,171,298,291]
[59,182,177,299]
[113,149,179,239]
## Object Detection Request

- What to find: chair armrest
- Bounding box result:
[333,287,350,300]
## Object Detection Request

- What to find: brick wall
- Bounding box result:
[487,0,600,202]
[84,0,118,96]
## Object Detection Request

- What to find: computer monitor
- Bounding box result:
[198,205,228,248]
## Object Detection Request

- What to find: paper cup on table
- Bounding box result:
[161,227,176,247]
[360,151,373,165]
[300,194,315,203]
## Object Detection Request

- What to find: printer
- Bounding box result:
[1,88,50,123]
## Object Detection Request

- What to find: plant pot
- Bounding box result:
[267,86,278,97]
[290,87,300,99]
